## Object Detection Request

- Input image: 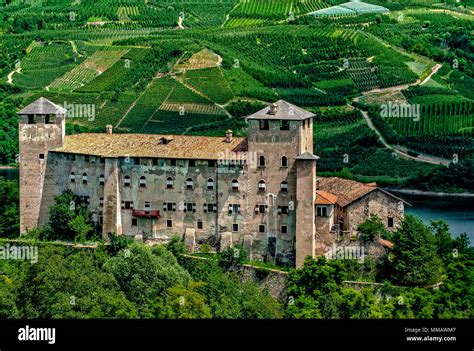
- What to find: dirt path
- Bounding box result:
[351,105,450,166]
[6,67,21,84]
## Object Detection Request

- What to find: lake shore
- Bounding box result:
[385,188,474,198]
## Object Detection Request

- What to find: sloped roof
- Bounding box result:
[317,177,408,207]
[316,190,338,205]
[246,100,315,121]
[18,97,67,115]
[296,152,319,160]
[52,133,248,160]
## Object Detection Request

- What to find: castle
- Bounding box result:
[18,98,405,267]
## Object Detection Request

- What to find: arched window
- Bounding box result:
[281,156,288,168]
[258,156,266,168]
[166,177,173,189]
[186,178,193,190]
[231,179,239,191]
[139,176,146,188]
[207,178,214,190]
[99,174,105,186]
[258,180,266,192]
[70,172,75,183]
[280,181,288,193]
[82,173,88,184]
[124,175,131,187]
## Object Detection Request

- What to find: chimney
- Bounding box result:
[106,125,113,134]
[225,129,233,143]
[269,103,277,115]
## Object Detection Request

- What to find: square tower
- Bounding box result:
[18,97,66,233]
[245,100,317,266]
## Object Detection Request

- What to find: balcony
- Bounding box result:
[132,209,160,218]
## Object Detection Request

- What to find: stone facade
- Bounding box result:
[18,98,404,267]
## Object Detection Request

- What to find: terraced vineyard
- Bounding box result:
[2,0,472,183]
[49,49,129,91]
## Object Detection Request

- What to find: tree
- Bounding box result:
[0,177,19,237]
[390,215,444,286]
[153,282,212,319]
[48,190,94,241]
[358,214,388,243]
[105,243,191,315]
[218,244,248,270]
[430,220,453,260]
[19,246,137,318]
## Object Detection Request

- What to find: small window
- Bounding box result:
[232,223,239,232]
[197,221,203,230]
[281,156,288,168]
[258,180,266,192]
[134,157,140,165]
[207,178,214,190]
[189,159,196,167]
[169,159,176,167]
[152,158,159,166]
[39,153,45,160]
[27,115,35,124]
[258,204,267,214]
[132,218,138,226]
[258,224,265,233]
[100,157,105,164]
[99,197,104,207]
[166,177,173,189]
[82,173,88,184]
[388,217,394,228]
[186,178,193,190]
[144,202,151,211]
[259,119,269,130]
[167,220,173,228]
[280,181,288,193]
[208,160,216,167]
[99,174,105,186]
[231,179,239,191]
[317,206,328,217]
[70,172,75,183]
[124,175,131,187]
[139,176,146,188]
[281,225,288,234]
[85,155,90,162]
[280,120,290,131]
[278,206,289,215]
[258,156,266,168]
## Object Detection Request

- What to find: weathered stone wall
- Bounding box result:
[19,115,65,233]
[346,189,404,233]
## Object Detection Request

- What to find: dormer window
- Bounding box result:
[259,119,269,130]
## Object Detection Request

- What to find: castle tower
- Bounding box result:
[246,100,317,266]
[18,97,66,233]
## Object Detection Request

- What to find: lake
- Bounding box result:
[399,193,474,242]
[1,168,472,241]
